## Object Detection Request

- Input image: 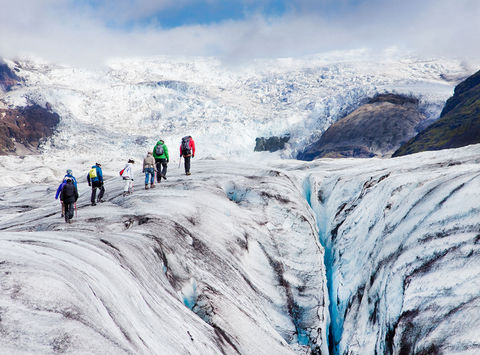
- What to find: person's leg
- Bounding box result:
[150,168,155,185]
[161,160,168,178]
[184,156,191,174]
[67,202,74,220]
[155,160,162,183]
[91,187,97,205]
[145,171,150,186]
[98,184,105,201]
[64,202,70,222]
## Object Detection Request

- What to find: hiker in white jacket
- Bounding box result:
[121,159,135,196]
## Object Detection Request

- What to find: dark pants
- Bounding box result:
[183,155,191,174]
[155,159,168,182]
[91,181,105,203]
[64,202,74,221]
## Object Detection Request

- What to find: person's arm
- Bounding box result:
[164,144,169,162]
[87,174,91,186]
[55,183,63,199]
[191,139,195,157]
[74,187,79,201]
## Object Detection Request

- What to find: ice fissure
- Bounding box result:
[303,174,340,355]
[300,147,480,354]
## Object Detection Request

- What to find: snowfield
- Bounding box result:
[0,53,479,354]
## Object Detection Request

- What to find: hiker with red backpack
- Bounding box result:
[120,159,135,196]
[180,135,195,175]
[153,139,169,183]
[143,151,156,189]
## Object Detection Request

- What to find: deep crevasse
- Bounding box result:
[298,145,480,354]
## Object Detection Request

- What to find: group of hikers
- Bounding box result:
[55,136,196,223]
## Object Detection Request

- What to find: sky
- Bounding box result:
[1,0,480,66]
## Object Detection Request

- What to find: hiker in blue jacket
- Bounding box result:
[55,169,78,216]
[87,163,105,206]
[60,178,78,223]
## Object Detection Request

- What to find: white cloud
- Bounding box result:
[0,0,479,67]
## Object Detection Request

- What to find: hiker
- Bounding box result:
[121,159,135,196]
[55,169,78,217]
[180,135,195,175]
[143,151,156,189]
[87,162,105,206]
[63,169,78,187]
[153,139,169,183]
[60,178,78,223]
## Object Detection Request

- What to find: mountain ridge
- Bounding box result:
[298,93,427,160]
[393,69,480,156]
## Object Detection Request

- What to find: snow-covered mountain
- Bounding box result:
[0,52,472,184]
[1,53,479,354]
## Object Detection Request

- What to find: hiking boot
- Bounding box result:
[145,184,149,190]
[161,174,167,180]
[186,172,191,175]
[91,202,97,206]
[98,199,105,203]
[150,184,155,188]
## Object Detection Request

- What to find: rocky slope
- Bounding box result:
[298,94,427,160]
[0,104,60,155]
[394,69,480,156]
[1,58,60,155]
[0,60,21,91]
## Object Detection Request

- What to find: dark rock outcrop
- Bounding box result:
[393,69,480,157]
[254,134,290,152]
[0,105,60,155]
[298,94,425,160]
[0,61,21,91]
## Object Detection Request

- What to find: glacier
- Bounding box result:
[0,52,479,354]
[0,51,470,180]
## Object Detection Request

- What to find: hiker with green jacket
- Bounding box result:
[153,139,169,183]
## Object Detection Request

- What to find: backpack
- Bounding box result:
[181,136,191,155]
[155,144,164,156]
[89,167,97,179]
